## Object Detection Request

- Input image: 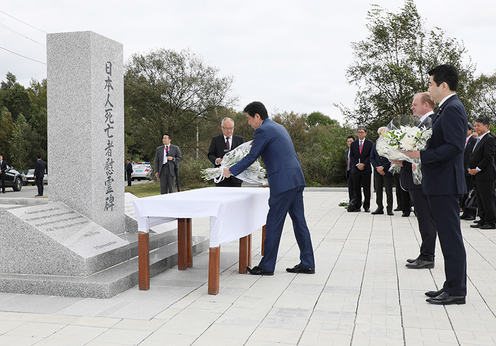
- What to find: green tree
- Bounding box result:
[307,111,335,127]
[124,48,237,161]
[0,107,18,164]
[469,72,496,121]
[338,0,476,131]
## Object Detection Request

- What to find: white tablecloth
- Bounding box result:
[132,187,270,247]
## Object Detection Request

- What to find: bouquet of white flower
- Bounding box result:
[201,140,267,185]
[376,114,432,185]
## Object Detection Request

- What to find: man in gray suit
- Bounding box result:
[154,133,182,194]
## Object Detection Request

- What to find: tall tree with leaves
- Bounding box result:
[338,0,476,130]
[124,48,237,160]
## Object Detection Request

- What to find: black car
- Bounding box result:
[2,165,23,191]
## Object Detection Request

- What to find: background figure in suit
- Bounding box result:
[154,133,182,194]
[125,159,133,187]
[345,136,355,202]
[468,118,496,229]
[224,101,315,276]
[460,123,477,220]
[370,127,394,215]
[0,155,6,193]
[34,154,45,197]
[208,117,245,187]
[394,92,438,269]
[349,126,373,212]
[404,65,467,305]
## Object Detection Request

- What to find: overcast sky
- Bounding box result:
[1,0,495,124]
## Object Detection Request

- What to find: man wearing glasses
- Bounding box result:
[208,117,245,187]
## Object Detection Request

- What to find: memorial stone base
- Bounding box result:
[0,194,209,298]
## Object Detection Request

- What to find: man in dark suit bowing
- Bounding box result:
[468,118,496,229]
[348,126,373,212]
[154,133,182,194]
[460,123,477,220]
[224,101,315,276]
[208,117,245,187]
[403,65,468,305]
[393,92,437,269]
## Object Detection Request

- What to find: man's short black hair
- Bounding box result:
[244,101,268,120]
[474,118,490,127]
[467,123,473,131]
[347,135,355,141]
[428,64,459,91]
[36,154,42,159]
[164,133,171,140]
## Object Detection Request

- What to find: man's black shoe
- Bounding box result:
[406,258,418,264]
[347,208,360,212]
[387,210,394,216]
[286,265,315,274]
[426,291,465,305]
[394,207,401,211]
[470,224,481,228]
[402,211,410,217]
[460,213,468,219]
[247,266,274,275]
[371,208,384,215]
[464,215,476,221]
[405,259,434,269]
[480,223,496,229]
[425,288,444,298]
[364,208,370,212]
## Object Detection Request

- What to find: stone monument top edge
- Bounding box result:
[47,31,122,47]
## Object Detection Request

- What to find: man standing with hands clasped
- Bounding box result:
[348,127,373,212]
[223,101,315,276]
[154,133,182,194]
[34,155,46,197]
[468,118,496,230]
[403,65,468,305]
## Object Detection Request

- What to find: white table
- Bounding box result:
[132,187,269,294]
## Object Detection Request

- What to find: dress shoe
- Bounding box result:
[394,207,401,211]
[480,223,496,229]
[387,210,394,216]
[247,266,274,276]
[470,224,481,228]
[347,208,360,212]
[405,259,434,269]
[402,211,410,217]
[473,219,483,224]
[464,215,476,221]
[406,258,418,264]
[35,194,42,197]
[425,288,444,298]
[426,291,465,305]
[364,208,370,212]
[371,208,384,215]
[286,264,315,274]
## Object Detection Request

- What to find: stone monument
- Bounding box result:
[0,31,209,298]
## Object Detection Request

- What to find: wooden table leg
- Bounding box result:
[261,225,266,256]
[186,218,193,267]
[177,218,190,270]
[208,246,220,295]
[239,236,249,273]
[138,231,150,290]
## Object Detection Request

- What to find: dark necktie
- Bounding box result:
[226,137,230,150]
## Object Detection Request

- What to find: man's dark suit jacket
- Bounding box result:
[0,160,6,175]
[464,136,477,176]
[468,133,496,181]
[349,138,373,175]
[370,143,392,177]
[208,134,244,185]
[154,145,182,177]
[126,162,133,175]
[420,95,467,196]
[34,159,45,178]
[345,148,351,178]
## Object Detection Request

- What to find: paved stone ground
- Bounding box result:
[1,188,496,345]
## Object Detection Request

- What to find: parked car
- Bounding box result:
[3,165,23,191]
[131,162,153,180]
[25,168,48,185]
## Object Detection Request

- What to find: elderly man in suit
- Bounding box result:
[370,127,394,215]
[349,126,373,212]
[0,155,6,193]
[223,101,315,276]
[394,92,438,269]
[403,65,468,305]
[468,118,496,229]
[154,133,182,194]
[208,117,245,187]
